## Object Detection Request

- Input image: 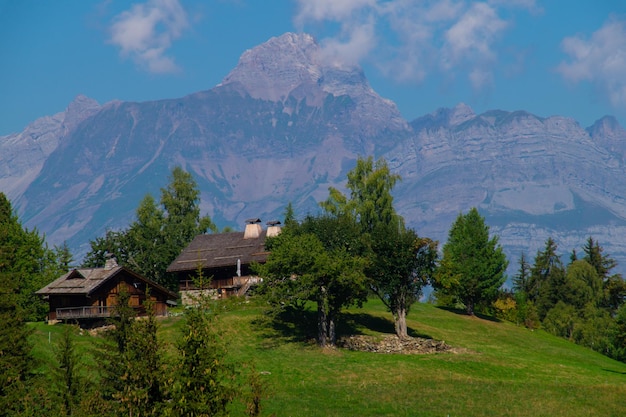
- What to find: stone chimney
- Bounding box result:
[266,220,282,237]
[104,253,118,270]
[243,218,262,239]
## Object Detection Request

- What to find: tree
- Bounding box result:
[321,156,437,337]
[563,260,602,309]
[583,237,617,280]
[528,238,566,320]
[435,208,508,316]
[54,326,80,416]
[101,288,165,416]
[168,297,237,416]
[512,253,531,295]
[368,223,438,338]
[321,156,401,232]
[53,242,74,272]
[258,214,368,346]
[581,237,626,313]
[160,166,216,261]
[0,192,61,321]
[83,166,216,290]
[0,274,33,416]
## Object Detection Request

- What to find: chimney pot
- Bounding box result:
[244,218,262,239]
[266,220,282,237]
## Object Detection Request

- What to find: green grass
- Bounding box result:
[30,298,626,417]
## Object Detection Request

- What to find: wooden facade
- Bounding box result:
[37,262,177,322]
[167,219,279,302]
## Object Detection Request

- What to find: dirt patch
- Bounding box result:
[338,335,467,354]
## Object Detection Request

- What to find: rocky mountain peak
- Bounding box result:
[219,32,323,101]
[219,32,407,133]
[63,95,101,130]
[449,103,475,126]
[587,115,624,139]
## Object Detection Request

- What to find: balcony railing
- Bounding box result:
[56,306,115,319]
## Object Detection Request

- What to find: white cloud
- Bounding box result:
[292,0,529,91]
[442,2,507,89]
[318,21,377,68]
[109,0,189,73]
[294,0,376,26]
[557,18,626,107]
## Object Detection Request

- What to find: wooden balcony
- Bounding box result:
[56,306,115,319]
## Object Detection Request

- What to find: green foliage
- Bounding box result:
[0,274,33,416]
[543,301,577,339]
[510,237,626,360]
[0,192,63,321]
[167,300,237,416]
[258,213,368,346]
[319,156,437,338]
[369,223,438,338]
[321,156,401,232]
[83,166,216,290]
[54,325,80,416]
[512,252,531,294]
[101,289,166,416]
[609,303,626,361]
[435,207,508,315]
[528,238,566,320]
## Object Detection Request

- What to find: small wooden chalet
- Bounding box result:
[167,219,281,303]
[37,258,178,323]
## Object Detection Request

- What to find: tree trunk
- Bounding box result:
[394,307,408,339]
[317,296,328,347]
[466,299,475,316]
[328,314,336,346]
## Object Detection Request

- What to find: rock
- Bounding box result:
[337,335,456,354]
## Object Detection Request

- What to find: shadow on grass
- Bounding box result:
[252,305,434,348]
[339,312,432,339]
[436,305,502,323]
[251,306,318,348]
[602,368,626,375]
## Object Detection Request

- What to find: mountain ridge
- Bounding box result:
[2,32,626,275]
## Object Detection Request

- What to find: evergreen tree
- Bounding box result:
[512,252,531,295]
[101,288,165,416]
[528,238,566,320]
[435,208,508,316]
[168,297,237,416]
[83,167,215,290]
[0,274,33,416]
[0,193,59,320]
[54,325,80,416]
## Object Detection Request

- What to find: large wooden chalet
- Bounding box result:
[167,218,281,303]
[37,258,178,323]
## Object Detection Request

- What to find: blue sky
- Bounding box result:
[1,0,626,135]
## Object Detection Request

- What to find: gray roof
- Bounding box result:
[167,231,269,273]
[37,266,177,299]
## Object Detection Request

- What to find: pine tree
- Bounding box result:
[168,298,237,416]
[435,208,508,316]
[528,238,565,320]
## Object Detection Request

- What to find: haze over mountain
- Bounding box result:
[3,32,626,275]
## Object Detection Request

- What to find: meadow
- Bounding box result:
[30,298,626,417]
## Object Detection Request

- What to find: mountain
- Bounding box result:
[2,32,626,276]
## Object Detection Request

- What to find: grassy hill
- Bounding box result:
[30,298,626,417]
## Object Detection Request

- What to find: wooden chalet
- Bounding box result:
[167,219,281,303]
[36,258,178,323]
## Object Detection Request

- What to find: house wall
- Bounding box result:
[48,272,172,321]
